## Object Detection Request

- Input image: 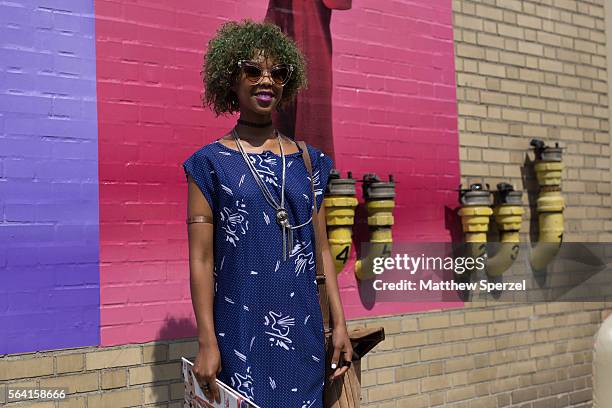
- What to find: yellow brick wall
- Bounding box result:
[454,0,611,241]
[0,304,610,407]
[355,304,612,407]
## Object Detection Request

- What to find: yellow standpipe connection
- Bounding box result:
[485,183,525,276]
[527,139,565,271]
[457,183,492,271]
[354,174,396,280]
[324,170,358,274]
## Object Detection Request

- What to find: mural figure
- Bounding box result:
[266,0,352,158]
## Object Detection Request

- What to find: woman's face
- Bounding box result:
[232,51,286,118]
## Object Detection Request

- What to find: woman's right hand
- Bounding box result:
[192,342,222,404]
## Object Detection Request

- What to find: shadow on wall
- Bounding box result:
[151,317,198,406]
[444,205,464,243]
[521,153,540,248]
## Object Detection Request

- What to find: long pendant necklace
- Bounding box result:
[232,126,299,261]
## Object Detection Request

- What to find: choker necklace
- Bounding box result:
[237,118,272,128]
[231,127,312,261]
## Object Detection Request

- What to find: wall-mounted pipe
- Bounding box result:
[354,174,395,280]
[323,170,358,274]
[528,139,565,271]
[457,183,492,272]
[458,183,525,276]
[485,183,524,277]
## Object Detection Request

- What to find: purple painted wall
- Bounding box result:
[0,1,100,354]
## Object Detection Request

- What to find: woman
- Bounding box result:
[182,20,352,408]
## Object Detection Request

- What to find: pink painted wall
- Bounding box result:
[96,0,269,346]
[96,0,461,346]
[328,0,463,318]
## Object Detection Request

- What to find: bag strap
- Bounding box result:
[297,140,332,335]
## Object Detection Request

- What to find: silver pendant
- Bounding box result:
[276,208,289,227]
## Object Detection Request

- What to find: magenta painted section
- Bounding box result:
[95,0,461,346]
[326,0,463,318]
[95,0,269,346]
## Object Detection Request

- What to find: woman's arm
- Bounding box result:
[186,175,221,403]
[187,175,217,347]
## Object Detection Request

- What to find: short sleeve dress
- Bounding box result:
[183,138,335,408]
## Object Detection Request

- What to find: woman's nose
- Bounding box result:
[259,71,274,85]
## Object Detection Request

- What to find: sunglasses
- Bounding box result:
[237,60,294,86]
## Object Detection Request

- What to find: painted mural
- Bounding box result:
[0,0,460,354]
[266,0,352,157]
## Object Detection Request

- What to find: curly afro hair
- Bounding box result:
[201,19,308,116]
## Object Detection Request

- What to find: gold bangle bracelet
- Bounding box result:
[186,215,213,224]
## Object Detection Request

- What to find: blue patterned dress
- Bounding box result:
[183,138,335,408]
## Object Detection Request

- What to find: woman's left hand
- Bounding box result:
[329,325,353,381]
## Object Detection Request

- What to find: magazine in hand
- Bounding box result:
[182,357,261,408]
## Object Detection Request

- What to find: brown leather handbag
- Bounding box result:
[298,141,385,408]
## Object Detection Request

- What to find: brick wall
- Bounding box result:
[1,305,610,407]
[327,0,462,320]
[453,0,611,241]
[0,1,101,355]
[94,0,462,345]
